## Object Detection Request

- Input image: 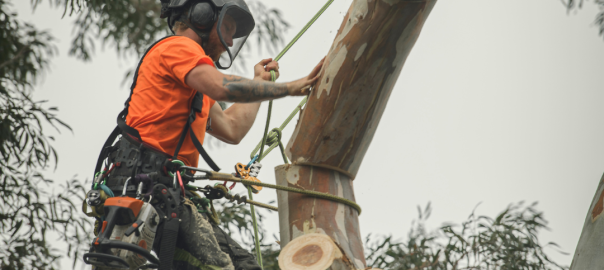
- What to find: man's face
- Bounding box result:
[205,14,237,62]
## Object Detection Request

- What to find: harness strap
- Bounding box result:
[122,35,174,141]
[158,218,180,270]
[93,36,171,177]
[94,126,121,177]
[94,35,221,177]
[173,92,203,159]
[117,107,141,141]
[190,127,219,171]
[172,92,221,171]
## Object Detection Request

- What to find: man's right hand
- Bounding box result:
[254,58,280,82]
[288,57,325,96]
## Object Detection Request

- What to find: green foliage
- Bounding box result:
[218,200,268,246]
[365,202,567,270]
[258,243,280,270]
[29,0,290,82]
[31,0,290,64]
[213,199,282,269]
[243,2,290,57]
[563,0,604,40]
[215,201,567,270]
[62,0,168,61]
[231,1,290,73]
[0,1,91,269]
[216,199,274,245]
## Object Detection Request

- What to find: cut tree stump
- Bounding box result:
[278,233,354,270]
[275,164,361,268]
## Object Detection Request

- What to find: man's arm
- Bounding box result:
[184,58,324,103]
[203,59,282,144]
[206,102,260,144]
[194,58,323,144]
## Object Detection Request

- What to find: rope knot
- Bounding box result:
[264,128,283,146]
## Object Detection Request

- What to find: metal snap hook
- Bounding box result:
[122,177,132,196]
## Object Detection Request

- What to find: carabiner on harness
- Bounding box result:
[167,159,186,177]
[174,171,186,197]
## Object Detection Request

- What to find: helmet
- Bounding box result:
[160,0,255,69]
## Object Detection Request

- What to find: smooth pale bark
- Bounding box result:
[277,0,437,269]
[276,165,363,268]
[570,173,604,269]
[286,0,437,179]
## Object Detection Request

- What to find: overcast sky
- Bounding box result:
[12,0,604,268]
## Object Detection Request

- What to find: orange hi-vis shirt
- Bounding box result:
[126,36,216,167]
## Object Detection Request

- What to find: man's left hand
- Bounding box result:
[254,58,280,81]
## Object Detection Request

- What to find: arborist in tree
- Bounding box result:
[82,0,324,269]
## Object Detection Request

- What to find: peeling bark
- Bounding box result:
[276,165,363,269]
[277,0,437,268]
[286,0,437,179]
[570,173,604,269]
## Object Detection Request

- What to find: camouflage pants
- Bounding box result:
[153,199,261,270]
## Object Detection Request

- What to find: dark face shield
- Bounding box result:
[215,4,255,69]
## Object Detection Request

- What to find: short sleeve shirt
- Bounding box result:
[126,36,216,167]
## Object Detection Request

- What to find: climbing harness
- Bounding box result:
[85,34,222,269]
[84,143,251,269]
[94,35,220,180]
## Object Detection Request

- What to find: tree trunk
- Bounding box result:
[276,165,361,268]
[570,173,604,269]
[276,0,437,269]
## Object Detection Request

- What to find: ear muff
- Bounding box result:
[188,2,216,31]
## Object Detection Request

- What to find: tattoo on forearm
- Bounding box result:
[222,75,289,102]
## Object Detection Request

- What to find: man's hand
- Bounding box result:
[254,58,280,81]
[288,57,325,96]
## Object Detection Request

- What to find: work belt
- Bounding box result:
[104,133,179,196]
[100,133,194,270]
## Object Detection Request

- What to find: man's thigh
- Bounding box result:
[155,199,235,270]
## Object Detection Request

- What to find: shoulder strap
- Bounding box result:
[117,35,174,141]
[94,36,173,176]
[172,92,221,171]
[95,35,221,176]
[93,126,121,176]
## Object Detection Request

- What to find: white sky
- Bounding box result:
[12,0,604,268]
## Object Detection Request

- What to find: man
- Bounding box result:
[126,4,323,171]
[90,0,323,269]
